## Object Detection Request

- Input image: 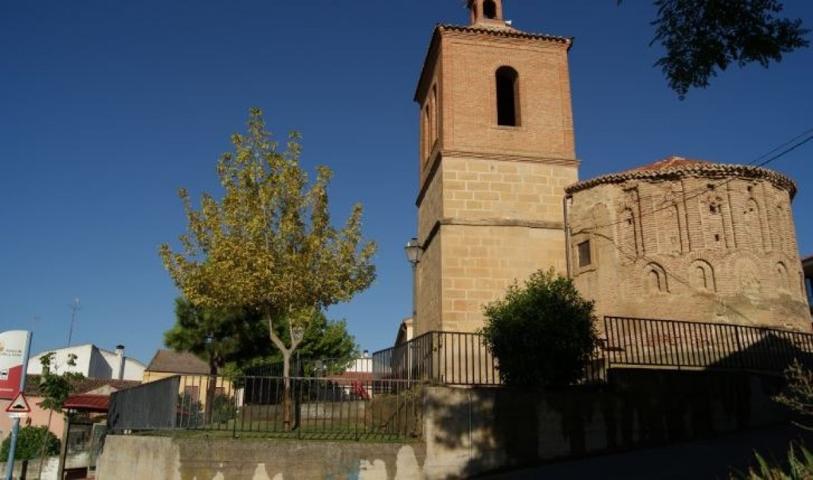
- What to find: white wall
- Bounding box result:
[27,345,145,381]
[27,345,94,377]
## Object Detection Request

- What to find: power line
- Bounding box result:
[67,298,80,346]
[588,126,813,212]
[573,128,813,234]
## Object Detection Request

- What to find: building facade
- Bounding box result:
[414,0,578,335]
[409,2,810,339]
[566,157,811,332]
[27,344,145,381]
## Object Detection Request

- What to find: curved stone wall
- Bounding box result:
[566,162,810,332]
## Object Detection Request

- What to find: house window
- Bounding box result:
[183,386,200,404]
[496,66,520,127]
[578,241,592,267]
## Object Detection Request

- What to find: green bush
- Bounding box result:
[481,268,599,388]
[733,443,813,479]
[0,426,60,460]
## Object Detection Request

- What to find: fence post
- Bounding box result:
[734,327,744,370]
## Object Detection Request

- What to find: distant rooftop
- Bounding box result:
[23,375,139,397]
[146,350,209,375]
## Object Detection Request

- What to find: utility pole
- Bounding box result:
[67,298,80,346]
[4,331,33,480]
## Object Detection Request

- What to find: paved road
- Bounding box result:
[482,425,812,479]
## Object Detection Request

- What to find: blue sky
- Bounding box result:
[1,1,812,364]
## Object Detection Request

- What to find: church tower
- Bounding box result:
[414,0,578,334]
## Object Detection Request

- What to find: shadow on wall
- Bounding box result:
[423,369,792,478]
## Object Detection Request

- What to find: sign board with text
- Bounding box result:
[0,331,30,400]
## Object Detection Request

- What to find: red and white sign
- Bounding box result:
[5,392,31,417]
[0,330,30,400]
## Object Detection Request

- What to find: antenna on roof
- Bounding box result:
[67,298,80,346]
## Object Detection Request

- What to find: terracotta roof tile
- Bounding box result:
[437,24,572,45]
[63,394,109,412]
[627,156,711,172]
[146,350,210,375]
[566,157,797,198]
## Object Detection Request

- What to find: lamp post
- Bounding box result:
[404,237,422,323]
[404,238,422,382]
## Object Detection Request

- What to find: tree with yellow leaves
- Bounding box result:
[160,108,376,428]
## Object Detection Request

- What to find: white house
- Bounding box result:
[27,344,145,381]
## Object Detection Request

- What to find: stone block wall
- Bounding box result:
[415,155,577,335]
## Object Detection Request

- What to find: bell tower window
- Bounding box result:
[496,66,520,127]
[483,0,497,19]
[468,0,504,25]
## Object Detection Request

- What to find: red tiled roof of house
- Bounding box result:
[22,375,140,397]
[146,350,210,375]
[63,394,109,412]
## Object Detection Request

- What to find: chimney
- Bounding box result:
[114,345,125,380]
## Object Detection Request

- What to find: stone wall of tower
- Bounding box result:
[434,157,576,333]
[414,23,579,336]
[568,172,811,332]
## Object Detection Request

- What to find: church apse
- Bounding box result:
[566,157,811,333]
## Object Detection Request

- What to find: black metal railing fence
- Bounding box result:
[373,331,501,385]
[109,318,813,440]
[604,316,813,373]
[372,330,606,386]
[109,374,421,441]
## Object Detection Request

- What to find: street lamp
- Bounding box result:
[404,237,422,324]
[405,237,422,266]
[404,237,422,382]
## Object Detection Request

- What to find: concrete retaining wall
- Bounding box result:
[422,369,790,478]
[96,436,426,480]
[0,452,90,480]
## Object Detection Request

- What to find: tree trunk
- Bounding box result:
[56,414,70,480]
[281,350,292,431]
[205,362,218,425]
[267,314,294,432]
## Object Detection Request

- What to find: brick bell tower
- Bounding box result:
[413,0,578,335]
